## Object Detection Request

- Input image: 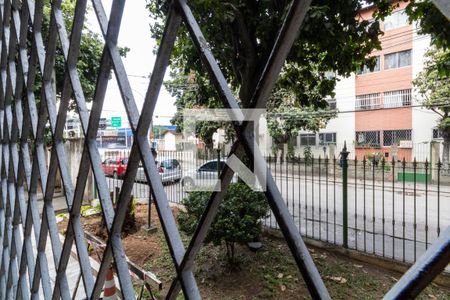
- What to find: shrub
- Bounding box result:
[178,183,269,265]
[303,146,313,164]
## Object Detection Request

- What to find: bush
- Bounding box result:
[303,146,313,164]
[178,183,269,265]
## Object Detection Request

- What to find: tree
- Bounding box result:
[414,48,450,170]
[267,97,336,160]
[38,1,128,146]
[148,0,393,144]
[406,1,450,169]
[406,1,450,50]
[165,71,226,150]
[405,0,450,77]
[178,183,269,266]
[39,1,129,110]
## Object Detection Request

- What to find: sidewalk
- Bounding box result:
[36,191,69,214]
[32,190,90,298]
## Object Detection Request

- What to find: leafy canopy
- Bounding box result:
[414,46,450,167]
[39,0,129,109]
[406,0,450,76]
[414,48,450,131]
[147,0,393,143]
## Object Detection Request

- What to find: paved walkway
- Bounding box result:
[34,192,91,299]
[30,234,86,299]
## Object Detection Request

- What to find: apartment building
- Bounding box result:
[353,1,435,161]
[259,1,438,161]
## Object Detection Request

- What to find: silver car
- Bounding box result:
[136,159,182,184]
[181,159,237,191]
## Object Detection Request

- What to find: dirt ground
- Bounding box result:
[58,203,450,299]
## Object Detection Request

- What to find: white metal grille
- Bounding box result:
[355,93,382,110]
[383,89,412,108]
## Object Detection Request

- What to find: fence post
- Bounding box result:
[145,148,158,232]
[217,148,221,177]
[341,142,350,248]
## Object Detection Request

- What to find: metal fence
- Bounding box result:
[104,148,450,267]
[266,154,449,265]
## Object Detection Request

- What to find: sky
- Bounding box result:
[86,0,177,126]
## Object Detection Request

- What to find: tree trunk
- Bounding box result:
[123,196,137,235]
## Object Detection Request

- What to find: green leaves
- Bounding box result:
[147,0,393,143]
[178,183,269,262]
[414,48,450,133]
[39,1,130,110]
[414,48,450,113]
[267,94,337,145]
[405,1,450,50]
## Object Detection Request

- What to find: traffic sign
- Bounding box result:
[111,116,121,128]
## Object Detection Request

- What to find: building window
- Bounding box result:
[385,50,412,69]
[358,56,380,74]
[383,89,412,108]
[433,128,443,139]
[384,9,409,31]
[319,133,336,145]
[355,93,381,110]
[300,133,316,146]
[356,131,380,147]
[383,130,412,146]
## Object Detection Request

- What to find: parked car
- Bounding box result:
[181,159,237,191]
[136,159,182,184]
[102,157,128,178]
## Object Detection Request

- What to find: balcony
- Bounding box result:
[355,89,412,110]
[355,93,382,110]
[383,89,412,108]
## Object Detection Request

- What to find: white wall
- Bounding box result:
[325,74,356,155]
[163,132,177,151]
[411,27,439,159]
[64,138,94,201]
[257,74,356,158]
[258,116,272,156]
[296,74,356,158]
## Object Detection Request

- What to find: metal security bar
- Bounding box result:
[356,130,381,147]
[0,1,448,299]
[355,93,382,110]
[383,89,412,108]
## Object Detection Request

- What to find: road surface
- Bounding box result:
[105,171,450,266]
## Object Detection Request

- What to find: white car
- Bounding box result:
[181,159,238,191]
[136,159,182,184]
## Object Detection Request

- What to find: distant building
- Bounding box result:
[260,0,438,162]
[158,129,183,151]
[350,0,435,162]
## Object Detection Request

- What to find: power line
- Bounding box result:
[128,74,150,79]
[266,98,450,118]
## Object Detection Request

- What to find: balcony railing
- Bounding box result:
[383,89,412,108]
[355,89,412,110]
[355,93,382,110]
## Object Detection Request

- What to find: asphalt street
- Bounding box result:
[106,169,450,267]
